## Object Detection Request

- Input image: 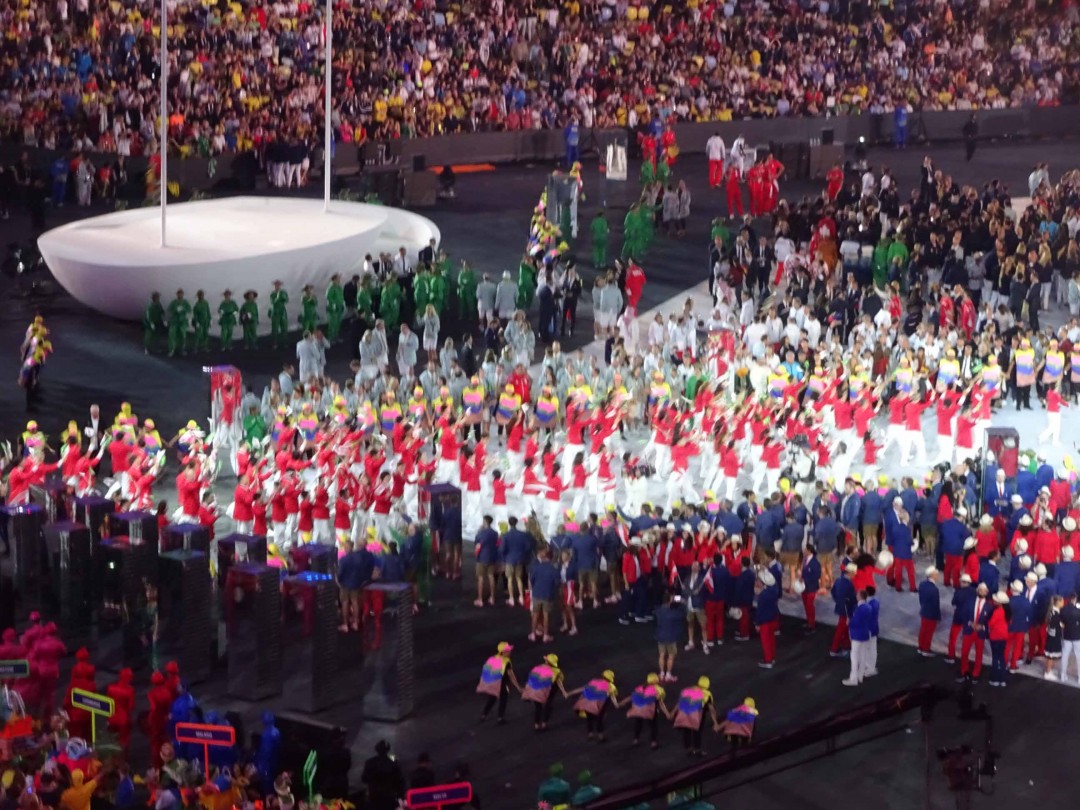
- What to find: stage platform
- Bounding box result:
[37,197,439,323]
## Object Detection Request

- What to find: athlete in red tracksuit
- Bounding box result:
[725,165,744,218]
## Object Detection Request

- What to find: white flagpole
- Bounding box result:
[323,0,331,212]
[159,0,167,246]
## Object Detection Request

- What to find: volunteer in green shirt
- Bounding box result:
[166,289,192,357]
[143,291,166,354]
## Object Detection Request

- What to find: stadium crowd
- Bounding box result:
[0,0,1075,158]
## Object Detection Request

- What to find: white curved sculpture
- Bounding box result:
[38,196,440,326]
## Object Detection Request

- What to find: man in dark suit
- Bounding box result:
[418,238,436,267]
[749,236,774,300]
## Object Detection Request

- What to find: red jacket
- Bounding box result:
[987,605,1008,641]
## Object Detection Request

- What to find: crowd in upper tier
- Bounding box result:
[0,0,1075,156]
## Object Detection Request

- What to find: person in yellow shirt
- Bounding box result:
[60,770,99,810]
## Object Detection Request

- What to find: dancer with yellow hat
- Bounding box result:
[521,653,569,732]
[570,669,618,742]
[673,676,719,756]
[476,642,521,724]
[621,673,672,749]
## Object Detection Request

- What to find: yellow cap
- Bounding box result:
[544,654,559,667]
[497,641,513,654]
[602,669,615,682]
[697,676,711,689]
[745,697,756,709]
[646,673,660,685]
[878,474,889,485]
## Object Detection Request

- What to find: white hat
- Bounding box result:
[993,591,1009,605]
[979,514,992,527]
[1020,515,1033,527]
[893,497,903,507]
[793,579,807,595]
[976,583,989,594]
[877,550,894,569]
[759,570,776,587]
[1065,517,1077,532]
[957,507,968,518]
[1035,563,1048,578]
[1011,494,1023,505]
[1025,572,1039,583]
[844,563,857,574]
[1065,546,1075,561]
[630,537,642,547]
[1015,539,1028,553]
[925,565,938,577]
[1040,486,1051,495]
[1019,554,1032,570]
[1010,580,1023,594]
[960,573,973,584]
[963,538,977,551]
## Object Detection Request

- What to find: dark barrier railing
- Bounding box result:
[2,106,1076,198]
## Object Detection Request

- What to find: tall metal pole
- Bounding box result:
[323,0,331,212]
[159,0,168,246]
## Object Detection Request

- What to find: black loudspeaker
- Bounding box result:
[283,572,363,713]
[158,550,212,683]
[290,543,337,576]
[74,496,114,542]
[225,563,282,700]
[34,480,71,523]
[5,505,45,593]
[42,522,93,630]
[113,511,159,554]
[822,128,835,145]
[361,583,414,721]
[216,534,268,594]
[274,713,351,800]
[405,171,438,207]
[163,523,210,554]
[412,154,426,172]
[98,536,152,672]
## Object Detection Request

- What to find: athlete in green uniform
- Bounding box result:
[241,290,259,349]
[191,290,211,351]
[591,210,609,268]
[413,266,432,319]
[269,281,289,349]
[299,285,319,334]
[380,276,402,332]
[430,257,449,315]
[456,261,477,319]
[218,290,239,351]
[356,276,374,325]
[143,292,166,354]
[166,289,192,357]
[325,274,345,342]
[516,257,537,310]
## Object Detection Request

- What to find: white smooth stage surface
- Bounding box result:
[38,196,440,324]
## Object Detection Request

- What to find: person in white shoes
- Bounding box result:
[681,561,713,655]
[844,590,872,686]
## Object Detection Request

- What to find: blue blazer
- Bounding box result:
[918,580,941,620]
[1008,594,1032,632]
